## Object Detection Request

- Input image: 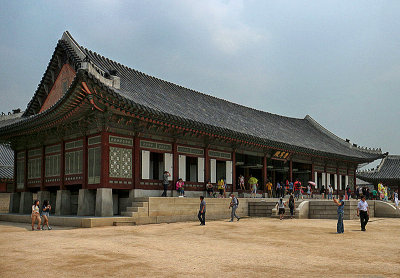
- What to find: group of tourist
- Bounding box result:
[198,193,240,226]
[276,194,296,220]
[31,199,52,231]
[334,194,370,234]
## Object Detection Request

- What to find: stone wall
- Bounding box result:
[0,193,10,213]
[309,200,375,220]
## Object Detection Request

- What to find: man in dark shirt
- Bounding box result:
[161,171,170,197]
[198,196,206,225]
[333,194,345,234]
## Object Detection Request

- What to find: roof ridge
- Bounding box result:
[80,44,304,122]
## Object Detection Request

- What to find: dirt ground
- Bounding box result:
[0,217,399,278]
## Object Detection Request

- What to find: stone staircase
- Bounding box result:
[114,197,150,226]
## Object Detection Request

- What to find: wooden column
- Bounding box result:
[262,154,267,193]
[82,137,87,189]
[311,163,315,182]
[173,141,178,184]
[60,141,65,190]
[336,167,340,196]
[353,169,357,190]
[231,151,236,193]
[40,146,45,191]
[133,135,140,189]
[13,150,17,192]
[24,149,28,192]
[204,146,210,183]
[289,159,293,181]
[100,132,110,188]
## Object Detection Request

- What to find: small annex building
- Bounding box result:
[357,155,400,191]
[0,32,384,216]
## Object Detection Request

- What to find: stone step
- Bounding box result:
[131,201,148,207]
[113,221,136,226]
[126,206,148,213]
[132,197,150,202]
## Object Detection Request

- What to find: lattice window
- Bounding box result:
[45,154,60,177]
[65,150,83,175]
[28,158,41,179]
[109,147,132,178]
[88,147,101,184]
[16,153,25,189]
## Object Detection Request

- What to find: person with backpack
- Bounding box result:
[229,194,240,222]
[276,197,286,220]
[288,194,295,219]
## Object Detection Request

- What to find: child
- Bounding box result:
[176,178,185,196]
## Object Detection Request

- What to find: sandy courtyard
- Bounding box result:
[0,217,399,278]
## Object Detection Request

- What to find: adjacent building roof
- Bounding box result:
[0,144,14,180]
[0,31,384,163]
[357,155,400,182]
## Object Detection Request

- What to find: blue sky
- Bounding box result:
[0,0,399,163]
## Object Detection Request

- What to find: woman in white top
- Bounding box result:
[393,190,399,208]
[31,200,41,231]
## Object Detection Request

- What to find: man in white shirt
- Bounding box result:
[357,195,369,231]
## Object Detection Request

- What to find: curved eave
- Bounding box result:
[0,70,91,138]
[82,72,383,163]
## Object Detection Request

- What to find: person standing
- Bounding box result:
[238,175,245,191]
[288,194,295,219]
[31,200,41,231]
[333,195,345,234]
[41,200,52,230]
[307,184,312,199]
[346,185,351,200]
[198,196,206,225]
[229,194,240,222]
[320,184,325,199]
[289,181,294,195]
[176,178,185,196]
[266,180,273,198]
[327,185,333,200]
[162,171,170,197]
[393,190,399,208]
[357,195,369,231]
[276,182,281,198]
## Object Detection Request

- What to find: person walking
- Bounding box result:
[198,196,206,225]
[229,194,240,222]
[248,175,258,198]
[357,195,369,231]
[333,194,345,234]
[276,197,286,220]
[161,171,170,197]
[288,194,295,219]
[41,200,52,230]
[31,200,41,231]
[393,190,399,208]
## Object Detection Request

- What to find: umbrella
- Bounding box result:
[308,181,317,188]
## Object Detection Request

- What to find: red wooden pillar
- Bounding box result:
[100,132,110,187]
[40,146,45,191]
[353,169,357,189]
[13,150,17,192]
[205,146,210,183]
[60,141,65,190]
[82,137,87,189]
[263,154,267,193]
[24,149,28,192]
[173,142,178,184]
[133,135,140,189]
[311,163,315,182]
[231,151,236,193]
[289,159,293,181]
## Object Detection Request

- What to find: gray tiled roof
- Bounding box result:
[357,155,400,181]
[0,144,14,179]
[79,42,381,160]
[0,32,384,162]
